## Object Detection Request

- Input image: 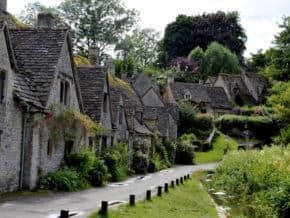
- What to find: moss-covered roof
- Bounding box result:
[74,55,93,67]
[0,10,29,29]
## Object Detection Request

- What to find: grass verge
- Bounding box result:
[195,133,238,164]
[90,174,218,218]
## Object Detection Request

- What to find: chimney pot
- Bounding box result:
[0,0,7,11]
[37,13,55,28]
[89,44,100,66]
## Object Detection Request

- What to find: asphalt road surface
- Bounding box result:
[0,163,217,218]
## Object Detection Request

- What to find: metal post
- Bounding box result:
[171,180,175,188]
[176,178,179,186]
[180,177,183,184]
[157,186,162,197]
[164,183,169,193]
[99,201,108,215]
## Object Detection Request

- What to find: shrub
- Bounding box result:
[175,140,195,164]
[209,147,290,218]
[155,143,170,167]
[132,152,149,174]
[148,154,166,173]
[66,149,95,177]
[162,140,176,165]
[39,168,88,191]
[102,149,127,182]
[88,158,109,187]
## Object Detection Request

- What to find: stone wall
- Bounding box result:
[0,29,23,192]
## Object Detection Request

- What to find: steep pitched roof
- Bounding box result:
[170,82,211,103]
[206,87,231,109]
[10,28,68,108]
[77,67,106,122]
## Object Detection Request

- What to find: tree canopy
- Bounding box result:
[159,11,247,66]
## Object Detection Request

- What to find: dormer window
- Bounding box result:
[60,80,70,106]
[184,91,192,100]
[0,70,6,104]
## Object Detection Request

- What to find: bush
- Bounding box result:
[175,136,195,164]
[102,149,127,182]
[162,140,176,165]
[148,154,166,173]
[209,147,290,218]
[39,168,88,191]
[132,152,149,174]
[88,158,109,187]
[66,149,95,177]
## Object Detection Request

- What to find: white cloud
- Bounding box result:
[7,0,290,56]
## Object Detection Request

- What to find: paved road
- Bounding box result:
[0,163,217,218]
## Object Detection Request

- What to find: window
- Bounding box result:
[60,80,70,106]
[89,137,94,149]
[183,91,192,100]
[0,71,6,104]
[64,141,74,160]
[118,106,123,125]
[47,139,52,157]
[103,93,108,113]
[101,136,107,147]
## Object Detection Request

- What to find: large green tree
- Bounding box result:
[115,28,160,66]
[159,11,246,66]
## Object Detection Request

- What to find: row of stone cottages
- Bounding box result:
[0,1,268,192]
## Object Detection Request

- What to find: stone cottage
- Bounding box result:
[163,78,232,116]
[0,8,84,191]
[214,72,268,105]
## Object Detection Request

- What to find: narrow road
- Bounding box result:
[0,163,217,218]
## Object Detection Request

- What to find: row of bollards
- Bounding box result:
[59,174,191,217]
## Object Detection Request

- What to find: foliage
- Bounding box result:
[175,135,196,164]
[74,55,92,66]
[204,42,241,76]
[232,106,275,116]
[115,57,135,77]
[45,109,102,146]
[215,114,279,143]
[102,148,128,182]
[148,153,166,173]
[209,147,290,218]
[90,174,218,218]
[39,168,88,191]
[195,133,238,164]
[59,0,139,56]
[132,152,149,174]
[162,140,176,165]
[115,28,160,66]
[88,157,109,187]
[178,101,197,135]
[188,46,206,79]
[159,11,246,66]
[18,1,66,27]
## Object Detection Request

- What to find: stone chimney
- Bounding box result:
[37,13,55,28]
[0,0,7,11]
[88,44,100,66]
[106,58,115,75]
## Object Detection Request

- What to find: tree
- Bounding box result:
[204,42,241,76]
[188,46,206,79]
[59,0,139,56]
[159,11,246,66]
[115,28,160,66]
[18,1,65,27]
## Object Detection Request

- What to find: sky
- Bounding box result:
[7,0,290,57]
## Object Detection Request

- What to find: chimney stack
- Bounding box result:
[0,0,7,11]
[106,58,115,75]
[167,77,175,84]
[37,13,55,28]
[89,44,100,66]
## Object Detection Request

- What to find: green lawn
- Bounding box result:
[195,133,238,164]
[90,174,218,218]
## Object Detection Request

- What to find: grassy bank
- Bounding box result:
[90,174,218,218]
[195,133,238,164]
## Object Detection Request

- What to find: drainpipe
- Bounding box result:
[19,104,31,190]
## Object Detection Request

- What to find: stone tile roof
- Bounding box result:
[170,82,211,103]
[109,87,122,128]
[10,28,68,108]
[206,87,231,109]
[134,118,152,135]
[157,107,170,137]
[77,67,106,122]
[0,10,19,29]
[143,106,158,120]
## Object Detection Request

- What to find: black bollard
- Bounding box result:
[164,183,169,193]
[157,186,162,197]
[99,201,108,215]
[184,175,187,181]
[60,210,69,218]
[187,174,191,179]
[176,178,179,186]
[146,190,151,201]
[171,180,175,188]
[129,194,135,206]
[180,177,183,184]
